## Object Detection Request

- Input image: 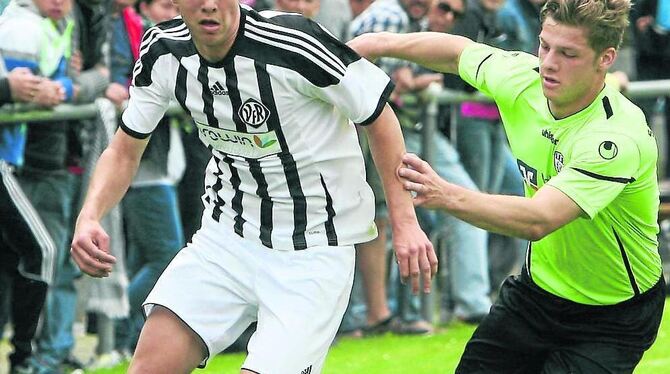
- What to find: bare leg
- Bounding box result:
[357,218,392,325]
[128,306,206,374]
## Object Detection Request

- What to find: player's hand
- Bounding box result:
[7,68,42,103]
[398,153,449,210]
[71,218,116,278]
[393,222,438,295]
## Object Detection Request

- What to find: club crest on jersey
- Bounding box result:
[239,98,270,128]
[553,151,564,173]
[598,141,618,160]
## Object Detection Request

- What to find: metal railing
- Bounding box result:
[2,80,670,169]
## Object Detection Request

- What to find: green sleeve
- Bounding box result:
[546,132,641,219]
[458,43,538,110]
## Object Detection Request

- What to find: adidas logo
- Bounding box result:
[209,81,228,96]
[301,365,312,374]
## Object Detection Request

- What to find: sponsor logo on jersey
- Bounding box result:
[541,129,559,145]
[598,141,618,160]
[239,98,270,128]
[196,122,281,159]
[301,365,312,374]
[517,159,538,190]
[209,81,228,96]
[553,151,564,173]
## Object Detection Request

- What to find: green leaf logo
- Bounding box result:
[253,135,277,148]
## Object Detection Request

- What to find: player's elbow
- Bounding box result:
[524,221,559,242]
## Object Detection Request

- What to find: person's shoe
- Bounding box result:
[362,316,395,336]
[391,319,434,335]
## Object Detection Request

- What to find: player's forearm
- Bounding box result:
[365,106,420,229]
[442,185,552,241]
[77,133,145,223]
[375,32,473,75]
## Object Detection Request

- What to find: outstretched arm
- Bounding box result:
[364,105,438,294]
[398,153,585,241]
[347,32,474,75]
[71,129,149,277]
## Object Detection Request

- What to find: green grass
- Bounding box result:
[91,299,670,373]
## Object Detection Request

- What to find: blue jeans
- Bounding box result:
[456,116,506,193]
[18,169,80,365]
[488,148,528,290]
[403,131,491,319]
[116,184,184,351]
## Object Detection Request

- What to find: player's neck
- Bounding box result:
[548,80,605,120]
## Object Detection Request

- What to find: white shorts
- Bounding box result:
[143,216,355,374]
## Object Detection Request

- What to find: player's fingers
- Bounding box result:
[409,250,421,295]
[427,244,439,278]
[401,153,428,171]
[419,249,433,293]
[396,251,410,284]
[398,167,425,184]
[403,180,425,194]
[70,246,112,277]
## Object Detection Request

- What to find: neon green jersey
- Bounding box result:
[459,43,663,305]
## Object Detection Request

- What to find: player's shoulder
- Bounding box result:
[139,17,195,58]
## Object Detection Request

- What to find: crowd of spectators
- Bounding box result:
[0,0,668,372]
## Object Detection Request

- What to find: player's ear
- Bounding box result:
[597,47,616,72]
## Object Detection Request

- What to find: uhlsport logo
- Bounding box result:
[553,151,564,173]
[239,98,270,128]
[598,141,618,160]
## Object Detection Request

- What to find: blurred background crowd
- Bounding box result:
[0,0,668,372]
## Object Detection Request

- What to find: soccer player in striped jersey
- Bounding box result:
[69,0,437,372]
[350,0,665,371]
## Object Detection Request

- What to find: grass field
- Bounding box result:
[90,299,670,374]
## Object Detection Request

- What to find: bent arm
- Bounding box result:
[436,183,584,241]
[400,154,585,241]
[349,32,474,75]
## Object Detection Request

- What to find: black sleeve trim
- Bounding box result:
[475,53,493,81]
[573,167,635,184]
[120,119,152,139]
[356,80,395,126]
[0,78,13,105]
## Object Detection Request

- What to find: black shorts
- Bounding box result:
[456,268,666,374]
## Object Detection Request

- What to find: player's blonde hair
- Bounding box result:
[540,0,630,52]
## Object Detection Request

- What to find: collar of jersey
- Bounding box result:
[197,6,246,68]
[545,84,608,126]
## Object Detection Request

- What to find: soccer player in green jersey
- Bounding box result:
[350,0,665,371]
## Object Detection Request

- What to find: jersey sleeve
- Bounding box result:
[120,53,171,139]
[546,131,641,219]
[458,43,537,110]
[307,52,394,126]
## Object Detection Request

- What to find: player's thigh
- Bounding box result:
[130,305,205,374]
[142,227,258,366]
[243,245,356,374]
[541,343,645,374]
[456,277,550,373]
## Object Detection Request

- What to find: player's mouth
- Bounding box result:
[542,75,560,89]
[199,19,221,33]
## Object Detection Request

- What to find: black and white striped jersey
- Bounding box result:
[121,6,394,250]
